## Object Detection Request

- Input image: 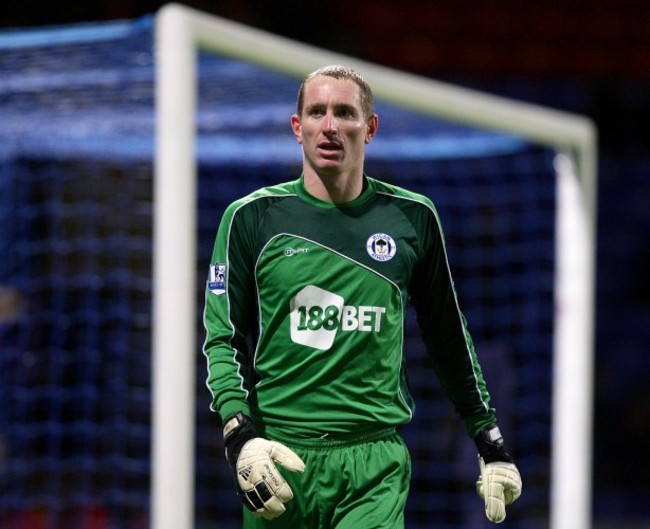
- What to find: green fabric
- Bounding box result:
[203,174,495,438]
[243,430,411,529]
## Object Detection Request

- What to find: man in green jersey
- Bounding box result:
[203,65,522,528]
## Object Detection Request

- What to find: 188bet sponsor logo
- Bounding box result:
[289,285,385,351]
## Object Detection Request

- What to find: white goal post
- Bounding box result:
[152,4,597,529]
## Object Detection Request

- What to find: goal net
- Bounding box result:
[0,5,596,529]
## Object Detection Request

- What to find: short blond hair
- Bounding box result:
[296,65,375,119]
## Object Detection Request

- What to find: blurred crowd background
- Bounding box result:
[2,0,648,527]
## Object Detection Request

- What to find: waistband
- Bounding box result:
[263,426,397,450]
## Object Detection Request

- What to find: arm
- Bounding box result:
[203,201,306,519]
[409,203,495,436]
[410,204,522,522]
[203,202,256,422]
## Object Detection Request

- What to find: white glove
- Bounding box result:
[476,456,522,523]
[235,437,306,520]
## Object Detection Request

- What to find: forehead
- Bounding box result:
[303,76,363,107]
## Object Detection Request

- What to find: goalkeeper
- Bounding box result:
[203,65,522,528]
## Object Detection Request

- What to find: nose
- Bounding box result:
[323,111,337,133]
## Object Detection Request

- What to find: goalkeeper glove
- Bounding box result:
[223,412,305,520]
[474,424,522,523]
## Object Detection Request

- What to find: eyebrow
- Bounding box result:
[305,102,358,115]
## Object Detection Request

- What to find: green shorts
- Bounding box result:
[242,427,411,529]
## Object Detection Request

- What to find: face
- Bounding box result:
[291,76,378,178]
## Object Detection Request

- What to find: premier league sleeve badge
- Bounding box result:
[207,262,226,295]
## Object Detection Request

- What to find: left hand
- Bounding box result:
[235,437,305,519]
[476,456,522,523]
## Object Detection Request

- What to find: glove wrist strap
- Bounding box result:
[474,424,514,464]
[223,412,257,468]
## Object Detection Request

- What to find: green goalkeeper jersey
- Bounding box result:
[203,175,496,438]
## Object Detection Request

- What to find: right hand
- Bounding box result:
[476,456,522,523]
[473,424,522,523]
[234,437,306,519]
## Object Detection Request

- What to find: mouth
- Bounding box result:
[317,141,342,156]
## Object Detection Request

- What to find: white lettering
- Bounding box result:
[358,306,372,331]
[289,285,387,350]
[341,305,357,331]
[370,306,386,332]
[340,305,385,332]
[356,306,386,332]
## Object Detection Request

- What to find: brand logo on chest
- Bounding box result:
[289,285,386,351]
[284,247,309,257]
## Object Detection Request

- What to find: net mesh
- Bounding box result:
[0,16,555,529]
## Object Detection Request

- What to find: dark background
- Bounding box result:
[2,0,649,525]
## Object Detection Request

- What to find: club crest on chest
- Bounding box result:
[366,233,397,262]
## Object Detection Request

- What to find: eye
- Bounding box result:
[336,105,357,119]
[307,105,325,117]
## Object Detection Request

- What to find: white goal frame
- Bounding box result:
[152,4,597,529]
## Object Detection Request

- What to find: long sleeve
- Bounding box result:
[409,203,496,437]
[203,200,256,422]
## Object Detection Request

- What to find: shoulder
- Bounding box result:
[369,176,436,212]
[223,180,298,220]
[369,177,446,242]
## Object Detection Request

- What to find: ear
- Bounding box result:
[365,114,378,144]
[291,114,303,144]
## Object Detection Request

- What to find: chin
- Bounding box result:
[316,163,344,176]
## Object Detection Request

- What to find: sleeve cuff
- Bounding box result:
[463,413,497,438]
[218,400,251,425]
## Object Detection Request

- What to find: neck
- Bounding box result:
[303,167,365,204]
